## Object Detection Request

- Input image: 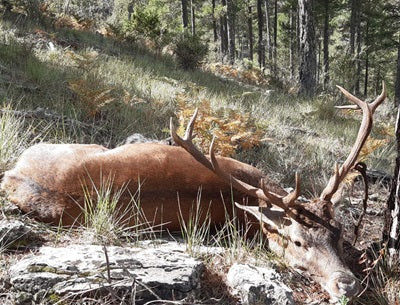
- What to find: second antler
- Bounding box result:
[320,82,386,201]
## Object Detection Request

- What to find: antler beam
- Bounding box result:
[320,82,386,201]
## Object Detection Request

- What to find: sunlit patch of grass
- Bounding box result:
[0,104,39,172]
[178,188,211,257]
[80,174,156,245]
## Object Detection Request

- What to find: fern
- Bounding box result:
[176,92,264,157]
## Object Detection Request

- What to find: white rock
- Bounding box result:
[227,263,294,305]
[9,243,204,304]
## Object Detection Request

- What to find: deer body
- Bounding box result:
[1,85,387,302]
[1,143,278,228]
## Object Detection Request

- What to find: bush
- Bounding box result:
[174,34,208,70]
[122,6,161,41]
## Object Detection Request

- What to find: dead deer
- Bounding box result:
[1,85,386,302]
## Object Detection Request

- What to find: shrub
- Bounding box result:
[122,6,162,41]
[174,34,208,70]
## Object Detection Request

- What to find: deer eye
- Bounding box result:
[294,241,302,247]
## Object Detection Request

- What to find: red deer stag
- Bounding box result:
[1,85,386,302]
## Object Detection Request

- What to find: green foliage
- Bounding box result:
[174,34,208,70]
[122,5,162,41]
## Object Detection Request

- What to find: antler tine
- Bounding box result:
[283,172,300,206]
[320,163,340,201]
[183,108,198,140]
[170,111,214,172]
[334,82,386,113]
[370,81,386,112]
[320,84,386,201]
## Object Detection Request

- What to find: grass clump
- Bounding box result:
[0,105,34,173]
[80,175,152,245]
[178,188,211,257]
[356,248,400,305]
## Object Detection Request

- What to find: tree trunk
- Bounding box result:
[220,0,228,60]
[317,33,321,85]
[385,106,400,263]
[395,39,400,106]
[364,47,369,96]
[248,4,254,61]
[349,0,357,55]
[273,0,278,73]
[181,0,189,29]
[128,2,134,21]
[227,0,236,64]
[298,0,316,96]
[257,0,264,68]
[264,0,272,61]
[191,0,196,36]
[323,0,330,88]
[212,0,218,42]
[355,8,362,95]
[289,4,296,80]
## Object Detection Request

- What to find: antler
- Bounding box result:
[320,82,386,201]
[170,110,300,212]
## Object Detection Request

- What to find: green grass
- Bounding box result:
[0,105,39,173]
[79,174,156,245]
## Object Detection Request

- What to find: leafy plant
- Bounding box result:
[176,93,264,157]
[207,63,269,86]
[174,34,208,70]
[68,78,115,117]
[122,6,162,41]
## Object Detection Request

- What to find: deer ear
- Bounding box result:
[234,202,290,231]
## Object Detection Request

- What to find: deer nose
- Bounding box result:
[325,271,360,302]
[336,275,359,296]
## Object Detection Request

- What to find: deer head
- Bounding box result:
[170,83,386,302]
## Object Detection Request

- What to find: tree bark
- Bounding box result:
[349,0,357,55]
[248,4,254,61]
[323,0,330,88]
[181,0,189,29]
[257,0,264,68]
[220,0,228,60]
[191,0,196,36]
[264,0,272,61]
[385,106,400,263]
[298,0,316,96]
[289,4,296,80]
[364,22,369,96]
[395,39,400,106]
[273,0,278,73]
[355,7,362,95]
[212,0,218,42]
[364,47,369,96]
[227,0,236,64]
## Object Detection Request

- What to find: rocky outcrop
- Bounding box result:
[8,243,204,304]
[227,263,294,305]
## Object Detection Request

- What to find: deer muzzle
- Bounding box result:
[325,271,360,302]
